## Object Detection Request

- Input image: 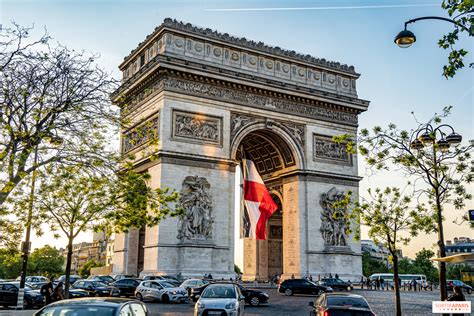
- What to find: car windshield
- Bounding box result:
[201,285,236,299]
[327,296,369,309]
[158,281,174,288]
[37,305,117,316]
[92,281,107,287]
[100,276,114,282]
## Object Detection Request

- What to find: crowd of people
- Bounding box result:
[359,276,434,291]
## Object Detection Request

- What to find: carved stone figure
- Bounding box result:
[177,176,214,241]
[320,187,349,246]
[173,111,220,144]
[313,134,351,164]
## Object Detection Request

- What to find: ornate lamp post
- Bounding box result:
[410,123,462,300]
[394,15,472,48]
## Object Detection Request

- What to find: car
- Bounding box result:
[309,293,376,316]
[72,280,112,297]
[88,275,116,284]
[67,287,90,299]
[447,280,472,294]
[236,284,269,306]
[194,283,244,316]
[33,297,149,315]
[135,280,187,303]
[27,281,47,290]
[180,278,210,296]
[142,275,181,287]
[109,278,142,297]
[58,274,83,284]
[278,279,333,296]
[318,278,353,291]
[15,276,49,284]
[111,274,135,281]
[0,282,44,309]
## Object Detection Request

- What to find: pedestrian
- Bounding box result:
[366,278,371,290]
[208,273,213,279]
[329,273,332,278]
[291,274,295,279]
[447,286,466,316]
[52,282,64,302]
[360,276,364,289]
[335,273,339,279]
[375,278,380,290]
[411,279,417,291]
[380,277,385,290]
[40,277,54,305]
[309,275,313,282]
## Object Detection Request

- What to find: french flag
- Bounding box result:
[241,155,278,240]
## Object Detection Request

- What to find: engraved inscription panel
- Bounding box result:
[313,134,352,165]
[172,110,222,146]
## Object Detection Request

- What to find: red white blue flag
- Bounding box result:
[241,156,278,240]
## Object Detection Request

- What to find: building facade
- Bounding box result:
[112,18,369,280]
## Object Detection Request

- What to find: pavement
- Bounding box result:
[1,287,473,315]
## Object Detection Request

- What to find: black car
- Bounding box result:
[58,274,82,284]
[318,278,353,291]
[447,280,473,294]
[109,278,142,297]
[33,297,149,316]
[88,275,116,284]
[72,280,111,297]
[309,293,375,316]
[278,279,333,296]
[0,282,44,309]
[190,282,269,306]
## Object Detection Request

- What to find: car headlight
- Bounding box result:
[197,302,205,309]
[263,293,269,298]
[225,302,236,309]
[171,291,177,295]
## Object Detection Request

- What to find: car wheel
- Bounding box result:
[467,288,472,294]
[284,288,293,296]
[162,294,170,303]
[136,293,143,301]
[249,296,260,306]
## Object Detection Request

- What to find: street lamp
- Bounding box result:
[410,123,462,301]
[394,16,472,48]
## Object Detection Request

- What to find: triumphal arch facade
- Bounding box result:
[112,18,369,280]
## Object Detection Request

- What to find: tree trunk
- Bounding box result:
[436,196,447,301]
[393,254,402,316]
[64,236,73,299]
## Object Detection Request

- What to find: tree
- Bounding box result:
[362,252,389,278]
[397,258,413,274]
[0,248,22,279]
[336,107,473,300]
[234,264,242,275]
[447,263,468,280]
[439,0,473,78]
[411,248,439,282]
[78,259,103,279]
[356,187,432,316]
[28,245,63,279]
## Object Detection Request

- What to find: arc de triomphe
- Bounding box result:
[112,18,369,281]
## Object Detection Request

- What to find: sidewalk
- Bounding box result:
[0,309,36,315]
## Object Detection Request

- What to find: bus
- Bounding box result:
[369,273,427,286]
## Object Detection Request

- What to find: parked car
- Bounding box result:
[135,280,187,303]
[111,274,135,281]
[0,282,44,309]
[67,287,90,299]
[236,284,269,306]
[194,283,244,316]
[33,297,149,315]
[309,293,375,316]
[318,278,353,291]
[72,280,111,297]
[58,274,82,284]
[15,276,49,284]
[142,275,180,287]
[278,279,333,296]
[447,280,472,294]
[88,275,116,284]
[109,278,142,297]
[27,282,47,290]
[180,278,210,296]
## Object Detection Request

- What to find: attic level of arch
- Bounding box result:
[115,67,365,128]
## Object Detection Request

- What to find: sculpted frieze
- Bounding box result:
[320,187,349,247]
[121,115,159,154]
[172,110,222,146]
[313,133,352,165]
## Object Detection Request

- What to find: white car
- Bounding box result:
[180,278,209,295]
[194,283,245,316]
[135,280,187,303]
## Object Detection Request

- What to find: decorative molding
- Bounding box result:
[172,110,223,146]
[230,113,257,140]
[165,77,358,126]
[313,133,352,165]
[124,18,357,75]
[121,113,159,154]
[278,121,305,148]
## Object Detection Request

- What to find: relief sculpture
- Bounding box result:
[177,176,214,241]
[313,134,351,165]
[320,187,349,247]
[173,111,221,145]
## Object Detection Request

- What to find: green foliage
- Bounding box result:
[78,259,104,279]
[362,252,389,277]
[28,245,63,279]
[397,258,413,274]
[439,0,473,78]
[0,248,22,279]
[234,264,242,275]
[410,248,439,282]
[447,263,468,280]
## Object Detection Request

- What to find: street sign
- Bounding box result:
[468,209,474,221]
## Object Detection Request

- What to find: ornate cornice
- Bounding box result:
[123,18,357,75]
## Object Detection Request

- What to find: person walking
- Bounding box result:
[380,277,385,290]
[447,286,466,316]
[40,277,54,305]
[335,273,339,279]
[52,282,64,302]
[366,278,371,290]
[375,278,380,290]
[360,276,364,289]
[309,275,313,282]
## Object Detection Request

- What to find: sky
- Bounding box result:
[1,0,472,261]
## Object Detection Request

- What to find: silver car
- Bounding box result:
[194,283,244,316]
[135,280,187,303]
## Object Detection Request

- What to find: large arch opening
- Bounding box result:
[233,128,299,281]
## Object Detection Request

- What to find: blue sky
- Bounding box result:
[2,0,472,258]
